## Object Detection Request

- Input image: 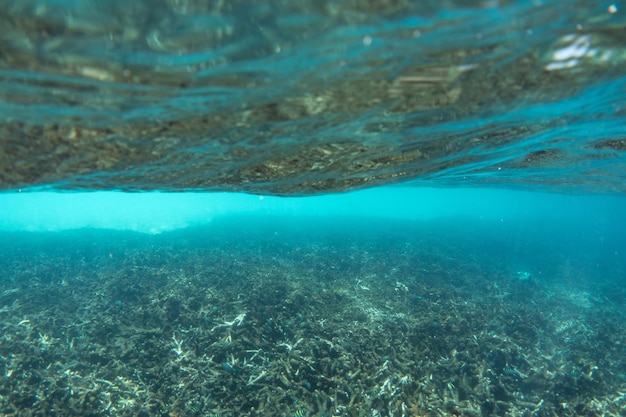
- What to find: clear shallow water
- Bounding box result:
[1,1,626,416]
[2,188,625,233]
[1,0,626,193]
[0,198,625,416]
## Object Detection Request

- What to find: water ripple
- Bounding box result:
[0,0,625,194]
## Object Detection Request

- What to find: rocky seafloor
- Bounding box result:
[0,217,625,417]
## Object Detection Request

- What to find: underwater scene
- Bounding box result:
[1,191,626,417]
[1,1,626,416]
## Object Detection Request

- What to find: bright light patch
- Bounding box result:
[545,34,594,71]
[0,188,621,234]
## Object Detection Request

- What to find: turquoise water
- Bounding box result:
[2,1,626,416]
[1,190,625,416]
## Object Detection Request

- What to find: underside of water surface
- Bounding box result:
[1,0,626,194]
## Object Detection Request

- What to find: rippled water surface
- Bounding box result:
[1,0,625,193]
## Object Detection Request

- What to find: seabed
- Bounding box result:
[0,218,624,417]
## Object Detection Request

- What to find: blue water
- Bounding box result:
[1,188,625,416]
[2,1,626,416]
